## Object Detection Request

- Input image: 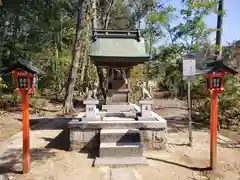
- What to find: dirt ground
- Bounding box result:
[139,131,240,180]
[0,112,22,141]
[0,97,63,141]
[0,98,239,180]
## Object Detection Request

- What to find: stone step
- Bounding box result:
[94,157,148,168]
[99,142,143,158]
[100,129,140,143]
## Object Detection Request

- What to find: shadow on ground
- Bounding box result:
[218,142,240,149]
[146,156,211,171]
[43,128,70,151]
[16,117,72,130]
[168,142,190,146]
[0,148,57,174]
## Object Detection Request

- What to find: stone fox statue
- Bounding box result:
[139,82,152,99]
[86,82,98,99]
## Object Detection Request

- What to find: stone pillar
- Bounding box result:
[82,98,101,121]
[138,99,155,121]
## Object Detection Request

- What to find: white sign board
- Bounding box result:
[183,59,196,78]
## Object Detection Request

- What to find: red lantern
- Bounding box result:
[11,69,36,94]
[205,71,226,94]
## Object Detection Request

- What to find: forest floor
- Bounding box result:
[0,98,239,180]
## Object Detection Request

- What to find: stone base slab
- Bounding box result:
[137,116,155,121]
[139,99,154,105]
[69,119,166,130]
[97,111,137,118]
[81,116,101,121]
[101,105,136,112]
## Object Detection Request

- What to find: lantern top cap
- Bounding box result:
[196,59,237,75]
[0,57,44,75]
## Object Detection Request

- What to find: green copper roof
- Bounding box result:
[89,29,149,65]
[90,38,149,58]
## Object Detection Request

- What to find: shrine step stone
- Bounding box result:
[96,128,148,167]
[100,129,140,143]
[99,142,143,158]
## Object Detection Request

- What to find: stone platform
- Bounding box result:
[69,104,167,154]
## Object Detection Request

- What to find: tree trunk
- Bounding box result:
[80,12,90,83]
[92,0,106,99]
[103,0,116,29]
[53,34,60,97]
[215,0,223,60]
[96,67,106,99]
[0,19,8,97]
[80,45,88,82]
[95,0,116,101]
[80,4,91,85]
[63,0,86,114]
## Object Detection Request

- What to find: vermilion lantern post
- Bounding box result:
[205,71,225,170]
[200,60,237,170]
[12,70,35,173]
[0,58,43,174]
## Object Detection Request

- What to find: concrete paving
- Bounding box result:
[94,157,148,168]
[110,168,137,180]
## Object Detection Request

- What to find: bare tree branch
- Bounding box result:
[103,0,116,29]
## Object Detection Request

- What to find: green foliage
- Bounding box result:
[0,77,7,89]
[0,0,76,95]
[143,0,240,129]
[147,0,217,96]
[150,45,186,97]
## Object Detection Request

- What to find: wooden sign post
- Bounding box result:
[183,54,196,147]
